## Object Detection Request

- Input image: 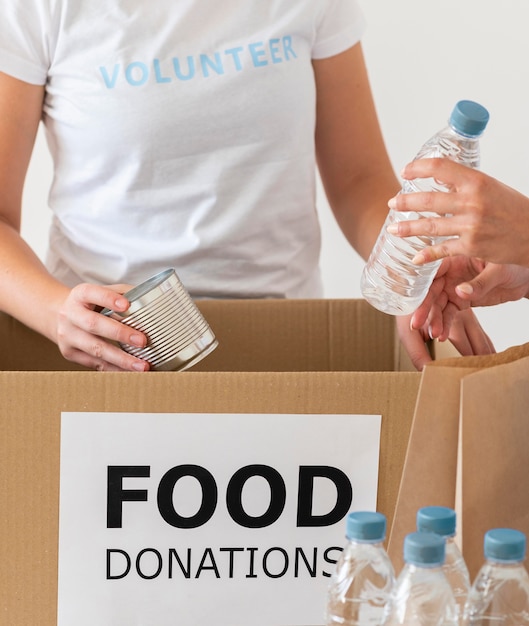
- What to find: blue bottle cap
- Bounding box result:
[449,100,489,137]
[484,528,526,563]
[346,511,386,543]
[417,506,456,537]
[404,531,445,566]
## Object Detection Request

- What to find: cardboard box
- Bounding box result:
[0,299,422,625]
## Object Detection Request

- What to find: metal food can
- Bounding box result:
[101,268,218,371]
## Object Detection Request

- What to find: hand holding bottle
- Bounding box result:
[361,100,490,316]
[387,159,529,268]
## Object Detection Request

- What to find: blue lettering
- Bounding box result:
[249,41,268,68]
[225,46,244,71]
[269,39,282,64]
[153,59,171,84]
[173,56,196,81]
[200,53,224,77]
[100,64,120,89]
[98,35,298,89]
[125,62,149,86]
[283,36,297,60]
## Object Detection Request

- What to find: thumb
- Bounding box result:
[455,264,499,301]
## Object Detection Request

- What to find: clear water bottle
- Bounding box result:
[417,506,471,620]
[462,528,529,625]
[381,531,458,626]
[361,100,490,316]
[325,511,395,626]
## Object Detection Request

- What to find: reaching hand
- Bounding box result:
[396,303,496,371]
[410,258,529,342]
[56,282,150,371]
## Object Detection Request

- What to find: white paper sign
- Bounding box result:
[58,412,381,626]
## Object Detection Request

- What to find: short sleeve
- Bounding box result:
[0,0,53,85]
[312,0,367,60]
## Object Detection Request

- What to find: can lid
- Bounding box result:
[101,268,177,317]
[484,528,526,562]
[417,506,456,537]
[346,511,386,543]
[404,531,445,566]
[449,100,490,137]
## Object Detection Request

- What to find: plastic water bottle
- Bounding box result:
[325,511,395,626]
[462,528,529,625]
[360,100,490,316]
[381,531,458,626]
[417,506,470,619]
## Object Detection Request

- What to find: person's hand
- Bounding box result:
[396,305,495,371]
[386,158,529,267]
[56,283,150,371]
[411,257,529,342]
[396,314,433,371]
[440,307,495,357]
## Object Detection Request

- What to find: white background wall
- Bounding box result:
[21,0,529,353]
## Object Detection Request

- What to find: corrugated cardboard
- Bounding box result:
[0,298,413,373]
[0,299,422,625]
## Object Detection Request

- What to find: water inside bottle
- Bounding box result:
[360,200,444,316]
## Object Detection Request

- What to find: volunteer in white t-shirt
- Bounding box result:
[0,0,493,371]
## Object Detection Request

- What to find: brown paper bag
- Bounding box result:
[388,342,529,579]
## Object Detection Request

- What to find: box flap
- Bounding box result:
[0,300,402,372]
[192,299,399,372]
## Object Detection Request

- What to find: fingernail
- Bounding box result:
[412,253,425,265]
[457,282,473,295]
[132,361,148,372]
[115,297,129,310]
[387,197,397,210]
[129,333,145,347]
[387,224,398,234]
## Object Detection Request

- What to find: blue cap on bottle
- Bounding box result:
[484,528,526,563]
[449,100,489,137]
[404,531,445,566]
[417,506,456,538]
[346,511,386,543]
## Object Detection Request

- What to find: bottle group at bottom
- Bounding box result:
[326,508,529,626]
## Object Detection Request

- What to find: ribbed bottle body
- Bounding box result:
[326,540,395,626]
[463,561,529,625]
[381,563,458,626]
[361,112,485,316]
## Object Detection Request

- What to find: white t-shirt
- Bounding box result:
[1,1,366,297]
